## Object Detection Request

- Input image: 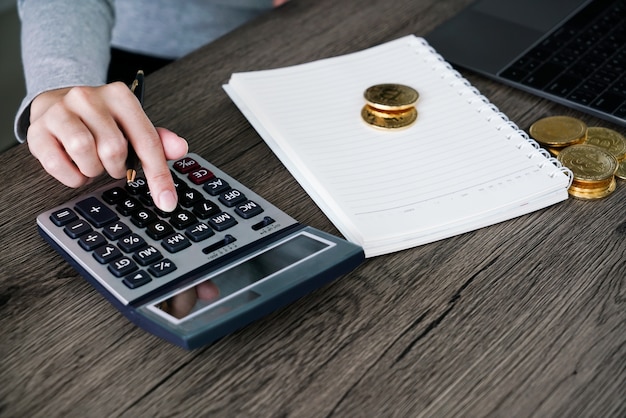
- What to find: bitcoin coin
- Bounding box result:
[361,104,417,129]
[557,144,617,183]
[584,126,626,161]
[568,175,614,190]
[364,84,419,111]
[529,115,587,147]
[616,160,626,180]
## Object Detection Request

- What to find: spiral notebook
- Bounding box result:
[223,35,572,257]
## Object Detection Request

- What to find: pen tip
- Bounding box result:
[126,169,137,184]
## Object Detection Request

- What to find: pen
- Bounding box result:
[127,70,144,184]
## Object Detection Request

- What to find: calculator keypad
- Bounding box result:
[37,154,298,305]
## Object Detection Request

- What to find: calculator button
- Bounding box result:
[203,178,230,196]
[50,208,78,226]
[173,157,200,173]
[219,189,247,207]
[208,212,238,231]
[131,208,158,228]
[162,233,192,253]
[179,189,204,207]
[169,209,197,229]
[117,197,142,216]
[188,167,215,185]
[123,271,152,289]
[78,231,107,251]
[108,257,137,277]
[125,177,148,195]
[75,197,119,228]
[102,187,128,204]
[138,190,154,207]
[93,244,122,264]
[185,222,214,242]
[133,245,163,266]
[148,259,177,277]
[102,221,131,240]
[172,174,189,194]
[64,219,92,238]
[154,204,179,218]
[234,200,264,219]
[118,233,147,253]
[193,200,221,219]
[146,220,174,240]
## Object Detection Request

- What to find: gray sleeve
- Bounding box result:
[14,0,115,142]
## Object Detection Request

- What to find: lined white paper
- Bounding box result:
[224,35,570,257]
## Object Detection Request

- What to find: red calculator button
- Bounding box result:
[188,168,215,185]
[173,157,200,173]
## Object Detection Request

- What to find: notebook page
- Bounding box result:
[225,35,569,255]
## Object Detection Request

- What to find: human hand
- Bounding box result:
[27,83,188,212]
[159,280,220,319]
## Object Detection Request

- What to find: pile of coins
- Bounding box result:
[361,83,419,129]
[529,115,626,200]
[557,144,618,199]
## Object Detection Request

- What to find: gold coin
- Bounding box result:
[557,144,618,183]
[616,160,626,180]
[361,105,417,129]
[364,84,419,111]
[571,176,614,190]
[584,126,626,161]
[529,115,587,147]
[547,147,561,157]
[567,177,616,200]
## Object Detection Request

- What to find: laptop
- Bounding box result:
[425,0,626,127]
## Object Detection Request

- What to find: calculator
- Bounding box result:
[37,153,364,349]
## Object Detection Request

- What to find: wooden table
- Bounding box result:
[2,0,625,416]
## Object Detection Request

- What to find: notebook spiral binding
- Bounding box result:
[417,37,574,187]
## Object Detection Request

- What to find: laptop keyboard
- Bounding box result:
[500,0,626,124]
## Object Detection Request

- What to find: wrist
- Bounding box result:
[30,87,73,121]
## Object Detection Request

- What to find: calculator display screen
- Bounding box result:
[152,233,331,322]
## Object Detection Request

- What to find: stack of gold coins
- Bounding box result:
[529,115,626,200]
[529,115,587,155]
[557,144,618,199]
[361,83,419,129]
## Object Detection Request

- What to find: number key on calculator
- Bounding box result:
[37,153,364,349]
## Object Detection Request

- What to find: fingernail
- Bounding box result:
[158,190,177,212]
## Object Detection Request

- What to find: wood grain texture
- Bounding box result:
[1,0,625,416]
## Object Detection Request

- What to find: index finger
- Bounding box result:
[105,82,178,212]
